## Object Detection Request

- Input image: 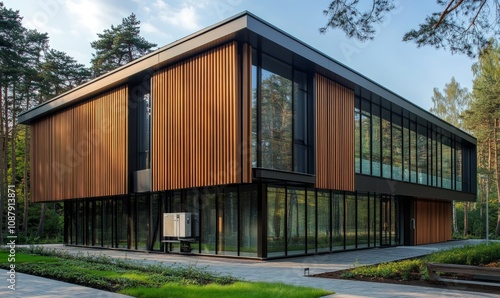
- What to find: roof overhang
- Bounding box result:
[18,11,476,145]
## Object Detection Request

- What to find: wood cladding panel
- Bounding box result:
[415,199,452,245]
[152,42,250,191]
[30,86,128,202]
[315,74,355,191]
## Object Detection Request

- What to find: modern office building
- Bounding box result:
[19,12,477,259]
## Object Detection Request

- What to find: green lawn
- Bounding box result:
[122,282,330,298]
[0,247,332,298]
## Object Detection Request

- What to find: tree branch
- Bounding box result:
[434,0,464,29]
[466,0,488,32]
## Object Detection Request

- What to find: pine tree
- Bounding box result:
[90,13,157,77]
[321,1,499,57]
[463,41,500,236]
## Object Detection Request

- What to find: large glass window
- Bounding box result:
[355,103,361,173]
[252,58,258,168]
[431,132,438,187]
[201,192,216,254]
[437,134,442,187]
[116,198,129,249]
[151,194,161,251]
[456,144,463,191]
[381,109,392,178]
[372,195,380,247]
[71,202,77,245]
[410,122,418,183]
[252,52,311,173]
[218,188,238,256]
[307,189,316,253]
[442,137,452,189]
[136,195,149,250]
[357,194,369,248]
[371,104,381,176]
[392,114,403,181]
[131,82,151,170]
[403,118,410,182]
[103,200,113,248]
[345,194,356,250]
[294,71,309,173]
[417,125,428,184]
[261,56,293,171]
[317,191,330,252]
[94,200,102,247]
[361,100,371,174]
[267,187,286,257]
[332,193,344,251]
[240,186,258,257]
[287,188,306,255]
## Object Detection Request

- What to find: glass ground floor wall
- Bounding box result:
[65,184,259,257]
[265,185,399,257]
[64,182,401,259]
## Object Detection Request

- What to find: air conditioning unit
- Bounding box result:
[163,213,198,238]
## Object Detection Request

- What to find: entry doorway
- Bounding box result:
[399,196,415,246]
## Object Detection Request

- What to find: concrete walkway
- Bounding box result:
[0,269,131,298]
[3,239,499,297]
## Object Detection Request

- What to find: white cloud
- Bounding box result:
[65,0,124,37]
[153,0,202,31]
[154,0,168,10]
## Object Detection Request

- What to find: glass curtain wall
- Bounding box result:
[64,186,258,257]
[252,51,312,174]
[317,191,330,252]
[263,185,396,257]
[63,186,404,258]
[332,192,344,251]
[354,91,468,192]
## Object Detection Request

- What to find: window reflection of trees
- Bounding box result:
[261,73,293,171]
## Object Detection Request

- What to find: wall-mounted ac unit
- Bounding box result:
[163,213,198,238]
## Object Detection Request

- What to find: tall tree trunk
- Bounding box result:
[38,203,46,238]
[0,84,4,244]
[1,84,9,244]
[11,85,17,235]
[494,119,500,236]
[22,94,30,234]
[452,201,458,234]
[463,202,468,237]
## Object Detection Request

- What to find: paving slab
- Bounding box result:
[7,239,500,297]
[0,269,131,298]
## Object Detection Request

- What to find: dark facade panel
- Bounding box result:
[355,174,476,202]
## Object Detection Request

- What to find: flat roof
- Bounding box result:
[18,11,476,144]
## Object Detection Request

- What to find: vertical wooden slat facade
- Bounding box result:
[152,42,251,191]
[241,43,253,184]
[30,86,128,202]
[315,74,355,191]
[415,199,452,245]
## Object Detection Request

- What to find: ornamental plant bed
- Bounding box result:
[314,260,500,294]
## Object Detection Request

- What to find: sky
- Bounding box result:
[3,0,476,112]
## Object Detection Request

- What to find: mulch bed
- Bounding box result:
[313,262,500,294]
